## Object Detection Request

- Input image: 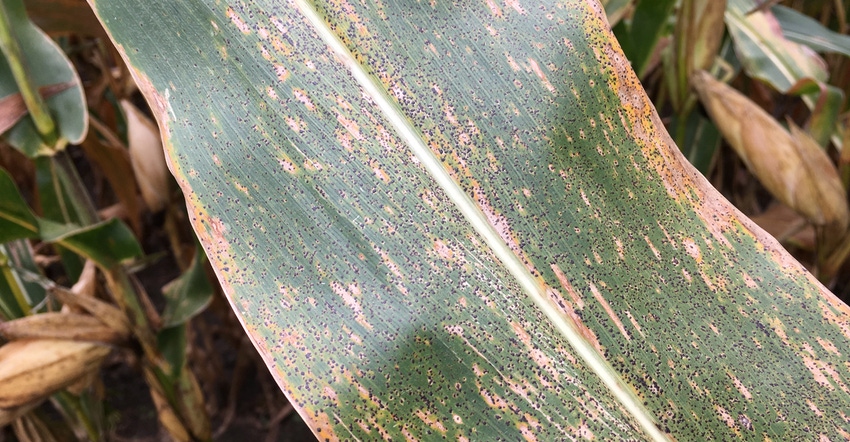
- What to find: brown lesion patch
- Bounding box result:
[434,239,454,262]
[478,383,510,410]
[550,264,584,309]
[305,410,340,442]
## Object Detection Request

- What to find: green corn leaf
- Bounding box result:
[1,167,142,269]
[89,0,850,439]
[0,240,47,319]
[39,218,143,268]
[619,0,677,78]
[772,5,850,59]
[0,167,39,242]
[161,242,213,327]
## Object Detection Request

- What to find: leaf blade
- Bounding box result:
[89,0,850,439]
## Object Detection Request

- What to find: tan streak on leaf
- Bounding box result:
[815,337,841,355]
[614,237,625,259]
[802,355,833,390]
[768,317,790,345]
[309,411,340,442]
[644,236,661,261]
[714,405,736,429]
[472,182,538,276]
[415,410,447,434]
[726,373,752,400]
[527,58,555,93]
[401,426,419,442]
[376,248,404,278]
[478,383,510,410]
[544,287,602,354]
[807,399,824,417]
[518,422,538,442]
[226,7,251,33]
[624,311,645,338]
[588,283,630,341]
[504,53,521,71]
[504,0,525,14]
[550,264,584,308]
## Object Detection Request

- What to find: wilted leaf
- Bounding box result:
[50,282,130,337]
[726,0,828,92]
[0,398,40,427]
[750,203,816,251]
[0,339,109,408]
[693,70,848,229]
[0,312,126,343]
[785,77,844,147]
[121,99,170,212]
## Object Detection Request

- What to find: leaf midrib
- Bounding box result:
[291,0,667,439]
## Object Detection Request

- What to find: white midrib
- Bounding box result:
[293,1,667,440]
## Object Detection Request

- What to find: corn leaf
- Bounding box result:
[89,0,850,439]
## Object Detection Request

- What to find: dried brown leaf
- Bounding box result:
[0,340,109,408]
[0,312,127,343]
[122,100,170,212]
[693,70,848,229]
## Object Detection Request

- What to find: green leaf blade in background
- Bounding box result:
[0,168,39,242]
[89,0,850,439]
[725,0,845,148]
[725,0,828,92]
[618,0,676,78]
[161,243,213,327]
[0,0,87,156]
[34,217,142,270]
[772,4,850,58]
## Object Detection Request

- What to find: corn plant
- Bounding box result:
[82,0,850,440]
